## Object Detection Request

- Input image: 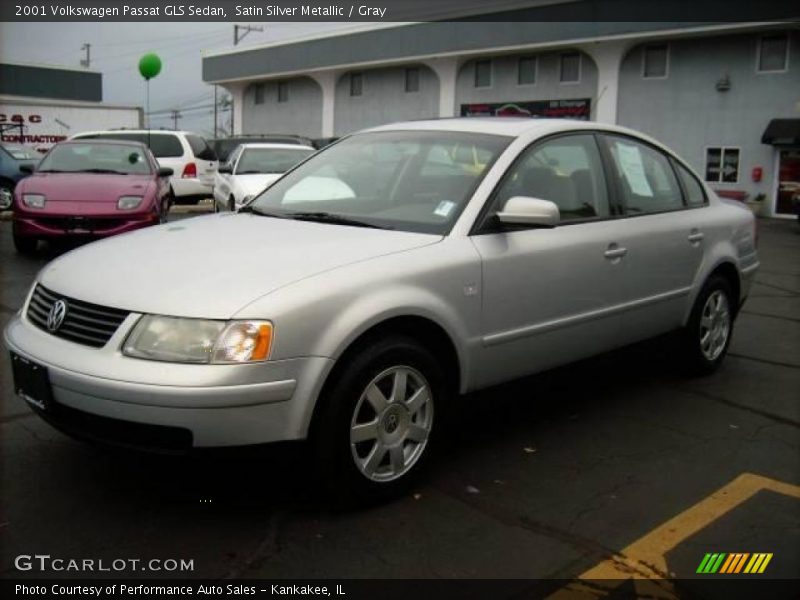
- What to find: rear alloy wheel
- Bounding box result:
[312,336,445,504]
[682,275,734,374]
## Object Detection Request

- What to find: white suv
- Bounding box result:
[71,130,218,204]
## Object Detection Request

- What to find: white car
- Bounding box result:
[213,143,314,212]
[71,130,218,205]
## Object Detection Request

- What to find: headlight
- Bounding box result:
[122,315,273,364]
[22,193,46,209]
[118,195,144,210]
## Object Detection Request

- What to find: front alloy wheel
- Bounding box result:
[312,335,446,504]
[350,366,434,482]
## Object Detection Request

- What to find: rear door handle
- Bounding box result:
[604,244,628,260]
[688,230,705,244]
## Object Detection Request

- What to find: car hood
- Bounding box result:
[21,173,153,203]
[38,213,442,319]
[235,174,282,198]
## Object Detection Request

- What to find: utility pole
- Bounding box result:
[234,24,263,45]
[213,85,218,138]
[80,43,91,68]
[170,109,181,130]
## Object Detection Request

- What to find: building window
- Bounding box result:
[474,60,491,88]
[350,72,363,97]
[560,52,581,83]
[758,34,789,72]
[643,44,669,78]
[518,56,537,85]
[405,67,420,93]
[277,81,288,103]
[705,147,740,183]
[254,83,265,105]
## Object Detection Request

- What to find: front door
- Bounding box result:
[471,133,627,389]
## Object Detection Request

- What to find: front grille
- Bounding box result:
[27,284,130,348]
[35,216,126,233]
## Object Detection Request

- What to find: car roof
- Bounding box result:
[72,130,198,137]
[364,117,650,139]
[236,143,315,150]
[61,138,151,149]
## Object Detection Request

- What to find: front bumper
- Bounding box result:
[13,213,159,239]
[4,310,333,449]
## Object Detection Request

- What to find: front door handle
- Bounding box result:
[688,230,705,244]
[604,244,628,260]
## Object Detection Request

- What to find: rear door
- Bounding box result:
[598,134,707,342]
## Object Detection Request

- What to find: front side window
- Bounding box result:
[250,131,512,234]
[560,52,581,83]
[474,60,492,88]
[705,147,739,183]
[643,44,669,78]
[758,34,789,72]
[488,134,610,224]
[603,136,683,214]
[38,142,152,175]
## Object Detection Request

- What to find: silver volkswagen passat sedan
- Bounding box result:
[5,119,758,502]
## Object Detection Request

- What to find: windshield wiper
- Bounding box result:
[237,205,288,218]
[286,211,390,229]
[75,168,129,175]
[236,170,265,174]
[36,169,66,173]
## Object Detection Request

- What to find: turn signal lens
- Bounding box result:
[212,321,273,363]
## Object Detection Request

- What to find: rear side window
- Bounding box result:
[77,133,184,158]
[674,162,707,207]
[603,136,683,214]
[186,135,217,161]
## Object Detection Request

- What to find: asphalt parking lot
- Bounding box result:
[0,210,798,596]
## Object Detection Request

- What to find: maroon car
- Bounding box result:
[12,139,173,254]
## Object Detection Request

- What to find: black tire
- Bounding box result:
[310,335,446,505]
[228,196,236,212]
[12,223,37,255]
[681,275,735,375]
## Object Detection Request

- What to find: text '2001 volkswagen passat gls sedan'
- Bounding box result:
[5,119,758,502]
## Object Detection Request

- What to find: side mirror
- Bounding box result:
[217,164,233,174]
[19,165,34,175]
[497,196,560,228]
[156,167,174,177]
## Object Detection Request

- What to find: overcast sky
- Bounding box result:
[0,22,359,135]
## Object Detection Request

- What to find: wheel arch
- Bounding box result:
[684,259,742,325]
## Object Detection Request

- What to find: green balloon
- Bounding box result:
[138,53,162,80]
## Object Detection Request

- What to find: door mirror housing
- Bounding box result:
[156,167,174,178]
[217,164,233,174]
[497,196,560,228]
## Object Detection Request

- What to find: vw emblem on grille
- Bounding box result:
[47,299,68,332]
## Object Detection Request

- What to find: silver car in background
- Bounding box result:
[4,119,758,502]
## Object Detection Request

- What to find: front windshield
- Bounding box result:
[236,147,314,175]
[250,131,512,234]
[3,145,39,160]
[37,142,152,175]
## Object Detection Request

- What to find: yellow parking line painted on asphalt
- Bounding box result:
[547,474,800,599]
